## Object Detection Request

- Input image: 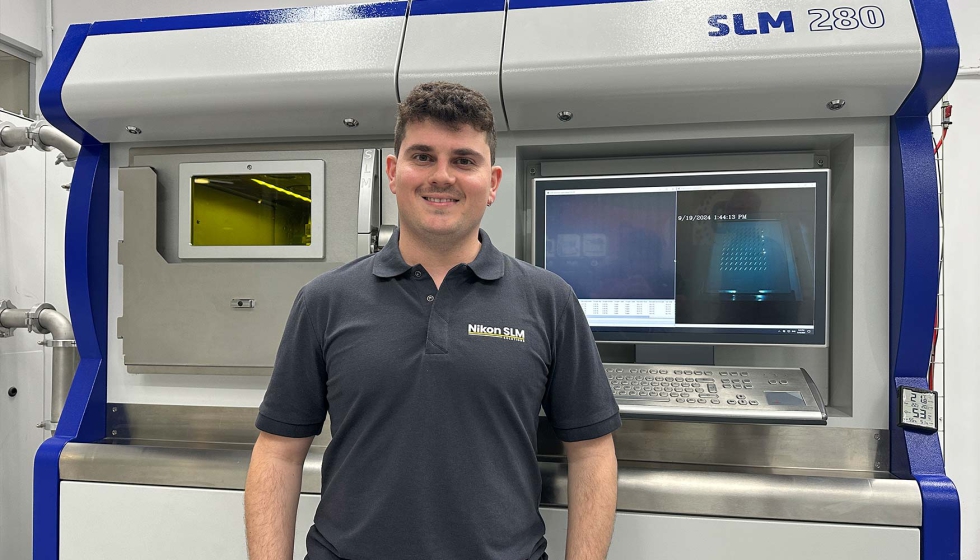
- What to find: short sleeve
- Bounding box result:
[542,288,622,442]
[256,287,328,438]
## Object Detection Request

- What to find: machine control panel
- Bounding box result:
[604,363,827,424]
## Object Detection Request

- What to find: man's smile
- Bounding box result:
[421,193,461,206]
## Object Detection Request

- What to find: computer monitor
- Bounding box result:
[533,170,829,346]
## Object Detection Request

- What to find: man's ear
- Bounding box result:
[385,153,398,194]
[487,165,503,205]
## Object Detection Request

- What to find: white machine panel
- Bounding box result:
[60,13,406,143]
[540,507,920,560]
[501,0,922,130]
[58,483,921,560]
[398,8,508,130]
[59,482,319,560]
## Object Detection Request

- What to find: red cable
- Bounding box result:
[934,128,947,154]
[929,105,950,389]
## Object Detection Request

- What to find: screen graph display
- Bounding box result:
[534,170,829,345]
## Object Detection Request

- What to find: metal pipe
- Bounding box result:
[36,123,80,165]
[37,308,74,340]
[0,307,30,329]
[37,309,77,424]
[0,124,29,151]
[958,68,980,79]
[0,120,79,166]
[45,0,54,80]
[0,302,78,427]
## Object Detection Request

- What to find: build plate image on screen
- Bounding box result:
[533,170,829,345]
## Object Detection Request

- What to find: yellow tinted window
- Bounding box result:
[190,174,312,247]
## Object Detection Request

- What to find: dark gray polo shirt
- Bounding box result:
[257,228,621,560]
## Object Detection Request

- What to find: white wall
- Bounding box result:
[937,1,980,558]
[0,110,71,560]
[0,0,43,51]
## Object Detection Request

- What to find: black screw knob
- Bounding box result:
[7,387,17,397]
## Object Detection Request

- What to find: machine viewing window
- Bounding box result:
[190,173,313,247]
[534,170,829,346]
[178,160,325,259]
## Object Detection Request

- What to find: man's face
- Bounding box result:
[386,119,501,243]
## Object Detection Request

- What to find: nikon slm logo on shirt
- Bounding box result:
[468,324,526,343]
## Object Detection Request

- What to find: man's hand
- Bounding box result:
[564,433,618,560]
[244,431,314,560]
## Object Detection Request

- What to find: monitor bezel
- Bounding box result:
[532,169,830,347]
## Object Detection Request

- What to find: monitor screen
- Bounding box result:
[533,170,829,345]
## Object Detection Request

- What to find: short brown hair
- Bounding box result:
[394,82,497,164]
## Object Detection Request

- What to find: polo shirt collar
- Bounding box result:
[468,229,506,281]
[372,228,505,281]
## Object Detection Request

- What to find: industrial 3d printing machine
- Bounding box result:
[32,1,959,559]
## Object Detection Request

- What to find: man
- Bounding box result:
[245,82,621,560]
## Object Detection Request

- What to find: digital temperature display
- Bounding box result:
[898,386,938,432]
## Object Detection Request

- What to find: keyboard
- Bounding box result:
[604,363,827,424]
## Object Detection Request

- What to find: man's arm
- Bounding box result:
[244,431,314,560]
[564,433,618,560]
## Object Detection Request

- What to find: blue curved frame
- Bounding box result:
[35,1,960,559]
[34,22,109,560]
[889,0,960,559]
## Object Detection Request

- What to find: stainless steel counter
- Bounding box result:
[58,404,921,528]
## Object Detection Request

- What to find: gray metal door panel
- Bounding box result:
[118,148,364,375]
